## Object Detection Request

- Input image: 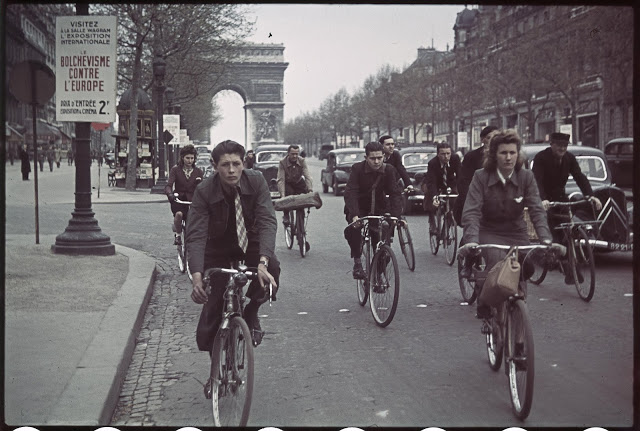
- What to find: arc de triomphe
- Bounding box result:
[212,43,289,150]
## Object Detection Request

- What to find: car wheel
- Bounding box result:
[322,176,329,193]
[333,178,340,196]
[404,195,412,215]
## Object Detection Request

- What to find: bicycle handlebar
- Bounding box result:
[436,193,459,199]
[202,266,275,306]
[173,193,192,206]
[547,198,591,208]
[346,214,401,229]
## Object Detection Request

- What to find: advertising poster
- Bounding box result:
[55,15,117,122]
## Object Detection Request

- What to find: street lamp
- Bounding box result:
[150,54,168,194]
[165,86,175,167]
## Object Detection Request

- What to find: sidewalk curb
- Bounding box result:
[92,200,166,205]
[46,245,157,426]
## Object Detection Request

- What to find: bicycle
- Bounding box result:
[174,195,193,280]
[347,214,401,327]
[429,188,459,265]
[460,243,560,420]
[202,265,274,426]
[283,207,311,257]
[527,199,598,302]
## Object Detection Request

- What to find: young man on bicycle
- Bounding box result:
[276,144,313,227]
[344,141,404,279]
[531,132,602,283]
[187,140,280,352]
[165,144,203,245]
[421,142,461,235]
[379,135,413,191]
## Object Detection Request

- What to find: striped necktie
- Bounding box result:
[234,188,248,253]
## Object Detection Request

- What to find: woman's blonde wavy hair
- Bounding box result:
[483,128,525,172]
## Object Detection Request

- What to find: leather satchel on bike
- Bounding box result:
[479,247,521,307]
[273,191,323,212]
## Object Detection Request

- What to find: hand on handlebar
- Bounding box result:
[589,196,602,211]
[432,196,441,207]
[458,242,479,257]
[549,243,567,257]
[541,199,550,211]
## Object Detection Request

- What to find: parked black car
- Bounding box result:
[397,146,437,214]
[104,152,115,168]
[320,148,365,196]
[604,137,633,190]
[253,144,289,199]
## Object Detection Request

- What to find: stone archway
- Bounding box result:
[211,43,288,150]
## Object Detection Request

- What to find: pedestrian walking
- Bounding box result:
[55,146,63,168]
[47,146,56,172]
[19,144,31,180]
[67,149,73,165]
[37,149,45,172]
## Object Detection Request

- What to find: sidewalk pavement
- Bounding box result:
[5,192,160,424]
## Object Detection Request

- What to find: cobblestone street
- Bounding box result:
[111,259,201,426]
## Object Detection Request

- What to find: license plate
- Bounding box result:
[608,242,633,251]
[270,191,281,198]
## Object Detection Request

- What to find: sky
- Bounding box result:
[210,4,466,146]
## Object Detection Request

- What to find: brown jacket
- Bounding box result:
[461,167,551,245]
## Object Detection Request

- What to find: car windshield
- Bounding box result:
[257,151,287,162]
[336,152,365,165]
[402,152,434,167]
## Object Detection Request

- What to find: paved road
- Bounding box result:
[6,159,633,427]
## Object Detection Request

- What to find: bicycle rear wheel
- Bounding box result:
[457,256,477,304]
[397,219,415,271]
[524,248,548,285]
[356,239,370,306]
[444,212,458,266]
[369,244,400,327]
[284,212,294,249]
[297,209,307,258]
[506,300,535,421]
[211,316,254,427]
[571,226,595,302]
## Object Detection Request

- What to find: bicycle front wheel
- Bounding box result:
[429,212,440,255]
[524,247,548,285]
[369,245,400,327]
[211,316,254,427]
[297,209,307,258]
[397,220,415,271]
[506,300,535,421]
[356,239,370,306]
[457,256,477,304]
[177,227,187,273]
[444,212,458,266]
[486,305,504,371]
[571,226,596,302]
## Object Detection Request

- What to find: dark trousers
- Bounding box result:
[48,160,54,171]
[196,253,281,352]
[344,217,382,259]
[22,170,29,180]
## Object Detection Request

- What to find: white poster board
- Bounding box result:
[163,115,180,146]
[457,131,468,149]
[180,129,188,148]
[55,16,117,122]
[559,124,573,144]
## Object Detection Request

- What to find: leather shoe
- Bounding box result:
[564,269,584,285]
[352,262,366,280]
[174,235,182,246]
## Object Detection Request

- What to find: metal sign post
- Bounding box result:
[8,60,56,244]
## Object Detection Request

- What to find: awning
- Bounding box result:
[23,119,61,144]
[5,123,24,140]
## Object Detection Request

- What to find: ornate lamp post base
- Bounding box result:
[52,201,115,255]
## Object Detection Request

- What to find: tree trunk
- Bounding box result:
[125,32,144,191]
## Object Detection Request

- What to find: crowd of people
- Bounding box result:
[163,130,600,398]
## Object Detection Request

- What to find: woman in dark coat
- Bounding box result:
[19,144,31,180]
[460,129,553,318]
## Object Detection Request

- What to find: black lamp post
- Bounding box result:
[164,86,175,168]
[52,3,114,255]
[150,55,168,194]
